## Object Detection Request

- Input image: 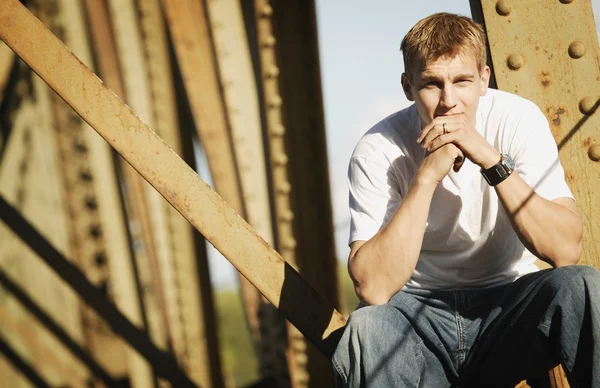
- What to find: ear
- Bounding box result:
[479,65,491,96]
[401,73,415,101]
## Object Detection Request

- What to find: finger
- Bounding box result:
[417,121,435,143]
[422,122,446,148]
[426,131,457,153]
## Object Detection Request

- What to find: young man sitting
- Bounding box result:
[332,13,599,387]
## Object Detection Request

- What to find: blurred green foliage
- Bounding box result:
[214,262,358,387]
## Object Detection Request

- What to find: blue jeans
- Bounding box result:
[332,265,600,387]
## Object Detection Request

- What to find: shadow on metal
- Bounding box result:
[0,268,124,387]
[0,195,198,388]
[0,333,52,388]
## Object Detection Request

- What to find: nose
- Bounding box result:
[440,84,457,109]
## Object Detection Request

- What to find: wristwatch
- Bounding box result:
[481,154,515,186]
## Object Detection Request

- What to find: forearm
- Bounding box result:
[349,177,437,305]
[495,173,582,267]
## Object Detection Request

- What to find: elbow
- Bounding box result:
[546,234,583,267]
[348,253,392,306]
[353,284,392,306]
[554,239,583,267]
[349,255,400,306]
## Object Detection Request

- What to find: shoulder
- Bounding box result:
[478,88,543,120]
[351,104,419,166]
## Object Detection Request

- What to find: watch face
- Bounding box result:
[503,154,515,170]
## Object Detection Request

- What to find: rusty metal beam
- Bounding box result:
[161,1,277,385]
[0,195,198,388]
[206,0,290,384]
[0,0,346,362]
[268,1,341,386]
[472,1,600,386]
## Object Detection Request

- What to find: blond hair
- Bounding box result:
[400,13,487,77]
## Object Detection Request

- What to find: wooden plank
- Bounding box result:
[0,0,346,363]
[474,1,600,386]
[207,0,290,384]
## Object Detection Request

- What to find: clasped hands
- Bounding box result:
[415,114,501,184]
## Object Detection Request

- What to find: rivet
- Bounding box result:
[262,36,276,48]
[273,154,288,166]
[79,169,93,182]
[559,0,574,3]
[568,41,586,58]
[579,97,598,115]
[295,353,308,365]
[277,182,291,194]
[495,0,511,15]
[589,145,600,162]
[283,237,297,249]
[90,224,102,239]
[270,124,285,136]
[279,210,294,222]
[269,95,282,108]
[73,137,88,153]
[266,66,280,78]
[261,5,273,17]
[507,53,525,70]
[292,339,307,352]
[85,196,98,210]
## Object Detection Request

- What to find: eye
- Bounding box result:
[423,81,440,88]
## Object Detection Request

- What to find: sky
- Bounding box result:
[207,0,600,289]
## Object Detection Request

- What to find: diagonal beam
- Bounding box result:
[0,0,346,358]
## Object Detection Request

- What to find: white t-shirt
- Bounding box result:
[348,88,574,290]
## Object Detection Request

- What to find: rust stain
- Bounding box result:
[565,171,575,184]
[538,70,551,88]
[546,105,568,127]
[583,137,592,148]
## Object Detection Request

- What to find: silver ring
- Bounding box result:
[443,122,448,134]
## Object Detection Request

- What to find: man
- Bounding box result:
[332,13,599,387]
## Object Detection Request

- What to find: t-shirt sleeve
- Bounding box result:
[509,102,574,201]
[348,156,402,246]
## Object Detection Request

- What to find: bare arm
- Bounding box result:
[495,173,582,267]
[422,114,583,268]
[348,144,463,305]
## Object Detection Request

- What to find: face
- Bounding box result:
[401,53,490,128]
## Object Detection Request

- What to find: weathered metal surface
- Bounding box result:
[0,0,346,367]
[161,1,270,386]
[476,0,600,268]
[269,1,341,385]
[253,0,311,386]
[473,0,600,386]
[207,0,290,384]
[107,0,171,371]
[0,74,88,387]
[0,41,14,104]
[32,0,152,386]
[137,0,224,384]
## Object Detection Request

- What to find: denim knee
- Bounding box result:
[544,265,600,294]
[345,304,396,335]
